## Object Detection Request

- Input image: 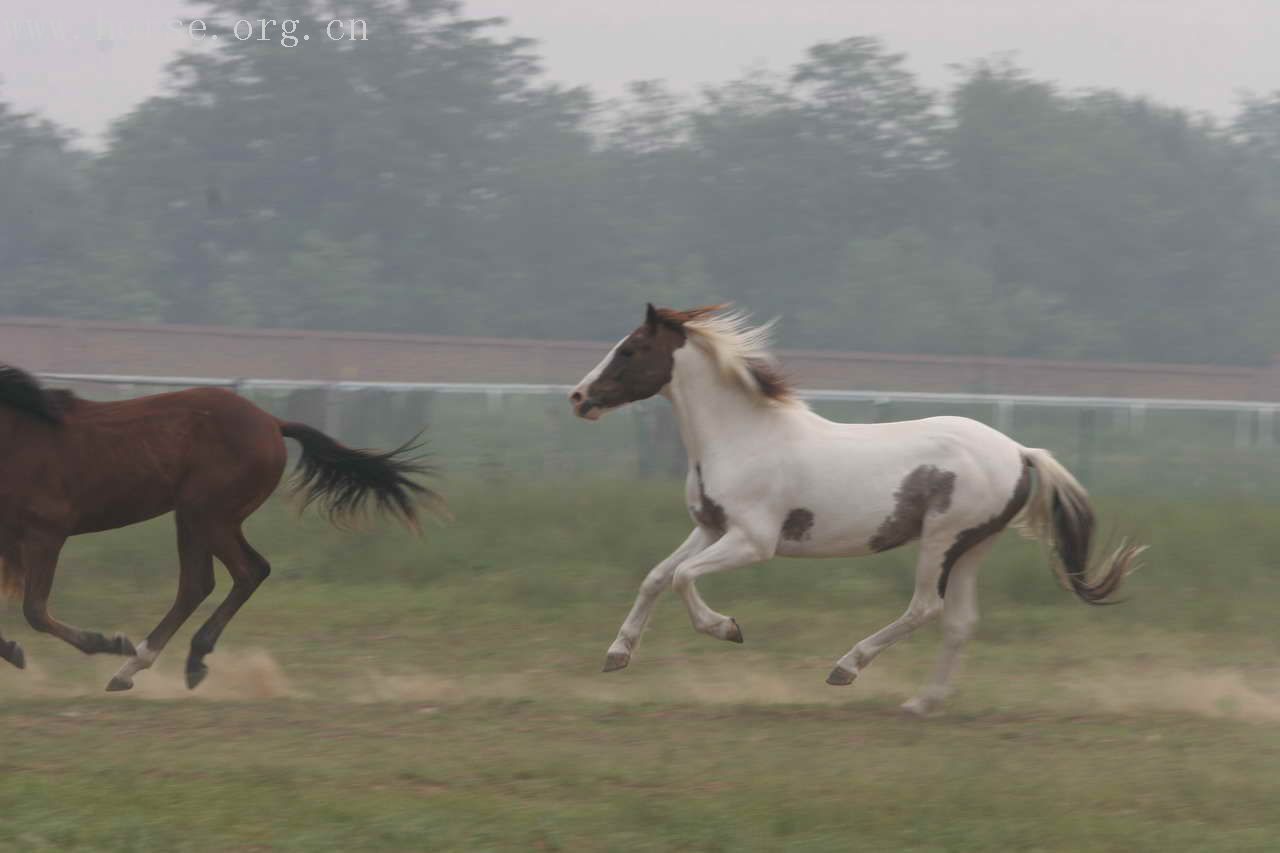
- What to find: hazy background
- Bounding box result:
[4,0,1280,367]
[2,0,1279,365]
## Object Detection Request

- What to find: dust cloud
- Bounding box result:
[0,648,300,700]
[1071,667,1280,722]
[5,652,1280,724]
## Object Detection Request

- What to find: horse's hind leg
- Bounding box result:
[0,553,25,669]
[184,528,270,690]
[826,539,950,688]
[19,533,136,657]
[0,629,24,670]
[901,537,998,716]
[107,514,216,691]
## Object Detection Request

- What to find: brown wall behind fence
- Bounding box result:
[3,315,1278,401]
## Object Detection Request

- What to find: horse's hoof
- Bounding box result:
[3,642,24,670]
[185,663,209,691]
[725,618,744,644]
[113,634,137,657]
[900,697,935,717]
[826,666,857,686]
[602,651,631,672]
[105,676,134,692]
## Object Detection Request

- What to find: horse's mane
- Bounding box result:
[657,305,803,407]
[0,364,75,425]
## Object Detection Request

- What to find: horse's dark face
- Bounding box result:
[570,304,686,420]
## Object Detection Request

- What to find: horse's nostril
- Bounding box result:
[570,391,583,404]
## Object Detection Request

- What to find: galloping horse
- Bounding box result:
[0,365,443,691]
[571,305,1144,714]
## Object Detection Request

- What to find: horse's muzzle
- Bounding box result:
[569,390,602,421]
[575,400,603,421]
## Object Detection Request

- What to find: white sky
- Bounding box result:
[2,1,1277,145]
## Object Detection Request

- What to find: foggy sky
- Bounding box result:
[3,0,1277,144]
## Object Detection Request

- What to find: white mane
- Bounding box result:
[680,309,804,407]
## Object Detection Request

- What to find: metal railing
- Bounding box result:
[37,371,1280,448]
[32,369,1280,500]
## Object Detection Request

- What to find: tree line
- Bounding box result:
[3,0,1279,365]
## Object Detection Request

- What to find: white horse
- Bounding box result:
[570,304,1144,714]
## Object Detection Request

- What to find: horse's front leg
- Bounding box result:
[19,534,136,658]
[603,528,712,672]
[671,528,773,643]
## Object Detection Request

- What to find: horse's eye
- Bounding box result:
[619,348,634,359]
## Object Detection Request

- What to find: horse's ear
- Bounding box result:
[645,303,660,331]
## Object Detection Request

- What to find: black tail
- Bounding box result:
[278,421,447,529]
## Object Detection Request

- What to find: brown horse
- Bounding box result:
[0,365,443,691]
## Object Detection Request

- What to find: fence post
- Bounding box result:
[994,399,1014,434]
[1258,407,1275,449]
[285,386,325,426]
[1077,408,1096,486]
[347,387,393,446]
[1234,409,1253,450]
[1128,403,1146,435]
[323,384,343,438]
[399,389,436,437]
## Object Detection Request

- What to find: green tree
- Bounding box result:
[93,0,600,334]
[0,91,163,320]
[679,39,947,336]
[6,23,1280,368]
[948,60,1272,362]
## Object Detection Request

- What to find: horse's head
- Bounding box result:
[570,303,688,420]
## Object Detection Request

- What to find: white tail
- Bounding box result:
[1019,447,1145,605]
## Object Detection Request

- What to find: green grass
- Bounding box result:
[3,700,1279,852]
[3,481,1280,851]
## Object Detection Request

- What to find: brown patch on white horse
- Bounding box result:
[691,464,727,533]
[781,509,815,541]
[868,465,957,553]
[937,462,1032,597]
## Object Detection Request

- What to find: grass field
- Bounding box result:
[3,481,1280,851]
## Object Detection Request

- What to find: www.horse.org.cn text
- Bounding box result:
[178,17,370,48]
